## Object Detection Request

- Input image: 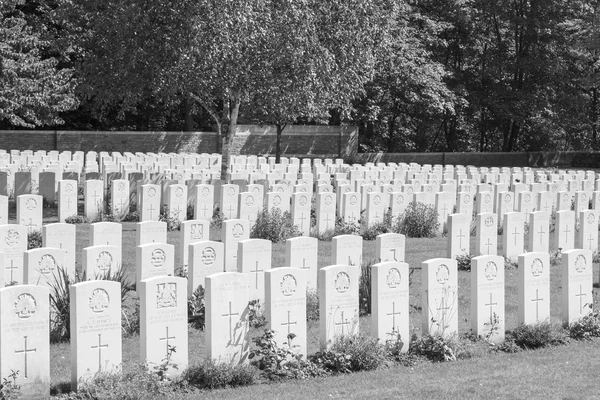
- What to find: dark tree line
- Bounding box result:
[2,0,600,155]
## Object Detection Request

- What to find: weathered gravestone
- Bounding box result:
[83,245,122,279]
[475,213,497,256]
[17,194,43,233]
[58,180,78,222]
[331,234,363,267]
[205,272,250,364]
[528,211,550,253]
[222,219,249,272]
[285,237,318,291]
[371,261,409,350]
[265,267,307,357]
[135,221,167,246]
[502,212,525,260]
[447,214,470,259]
[471,255,505,343]
[237,239,271,302]
[0,285,50,399]
[562,249,593,325]
[0,224,27,284]
[188,241,224,295]
[376,233,406,263]
[421,258,458,336]
[555,210,575,251]
[139,276,188,378]
[70,280,122,391]
[319,265,359,350]
[90,221,122,247]
[136,243,175,287]
[518,252,550,325]
[23,247,66,287]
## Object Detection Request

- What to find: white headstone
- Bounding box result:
[180,220,210,272]
[0,224,27,284]
[518,252,550,324]
[188,240,224,295]
[475,213,498,256]
[471,255,505,343]
[376,233,406,263]
[90,222,122,247]
[42,223,76,276]
[17,194,43,233]
[222,219,250,272]
[83,245,122,279]
[135,221,167,246]
[562,249,593,325]
[285,237,318,290]
[421,258,458,336]
[555,210,575,251]
[23,247,67,287]
[447,213,470,259]
[237,239,272,302]
[58,180,78,222]
[332,234,363,267]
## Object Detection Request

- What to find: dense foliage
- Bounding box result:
[3,0,600,153]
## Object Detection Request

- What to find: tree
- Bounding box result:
[0,0,77,128]
[69,0,391,175]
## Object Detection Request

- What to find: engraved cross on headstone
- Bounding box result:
[513,227,520,246]
[159,326,176,358]
[563,224,572,242]
[485,238,494,255]
[387,302,402,334]
[537,226,546,245]
[91,333,109,372]
[6,259,18,283]
[576,284,587,315]
[280,310,297,337]
[334,310,351,336]
[531,289,544,322]
[221,301,240,343]
[14,336,36,378]
[485,293,498,322]
[251,261,264,289]
[458,229,466,251]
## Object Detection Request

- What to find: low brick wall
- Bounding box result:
[0,125,358,158]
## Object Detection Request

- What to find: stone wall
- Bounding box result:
[0,125,358,157]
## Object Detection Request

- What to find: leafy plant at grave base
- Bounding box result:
[455,253,473,271]
[567,309,600,340]
[250,208,301,243]
[248,299,268,329]
[121,210,140,222]
[310,335,386,373]
[549,210,557,233]
[211,207,226,230]
[249,329,326,381]
[508,321,568,350]
[359,260,373,316]
[92,201,116,223]
[152,343,179,383]
[121,297,140,337]
[64,214,89,224]
[73,364,176,399]
[504,256,518,269]
[306,289,319,321]
[187,204,195,220]
[523,221,530,235]
[181,360,257,390]
[482,312,502,343]
[409,333,458,362]
[549,248,562,267]
[392,202,440,238]
[159,204,181,231]
[48,266,82,342]
[361,211,393,241]
[334,217,360,236]
[188,285,205,330]
[497,222,503,236]
[0,370,21,400]
[27,229,42,249]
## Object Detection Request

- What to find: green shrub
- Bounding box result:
[27,230,42,250]
[249,329,326,381]
[409,334,457,362]
[455,253,473,271]
[122,297,140,338]
[306,289,319,321]
[121,211,140,222]
[65,214,88,224]
[311,335,386,373]
[248,299,267,329]
[393,202,440,238]
[334,218,360,236]
[210,207,225,230]
[48,266,80,343]
[568,310,600,340]
[75,364,175,399]
[187,204,195,220]
[361,217,391,241]
[159,205,181,231]
[250,208,301,243]
[509,321,568,350]
[188,285,205,330]
[182,361,257,390]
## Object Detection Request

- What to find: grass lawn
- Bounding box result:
[10,207,600,397]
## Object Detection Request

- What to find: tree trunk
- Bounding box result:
[184,94,194,131]
[220,96,241,181]
[275,123,286,164]
[592,87,598,150]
